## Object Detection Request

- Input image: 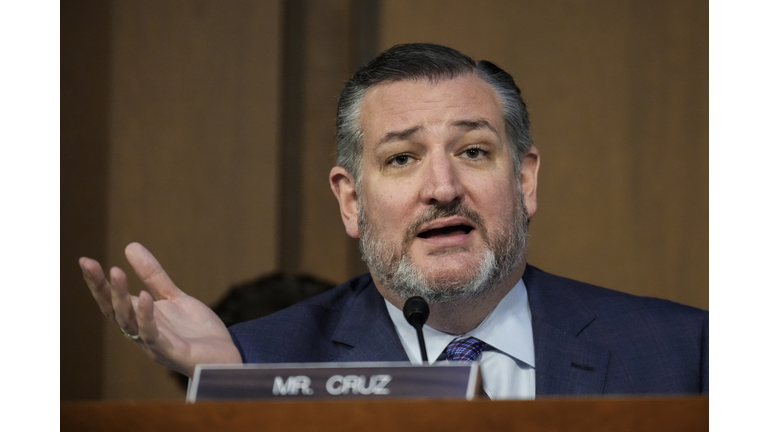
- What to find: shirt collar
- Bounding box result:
[384,278,535,367]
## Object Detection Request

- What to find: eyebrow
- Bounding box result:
[452,119,500,136]
[376,126,423,148]
[375,119,499,148]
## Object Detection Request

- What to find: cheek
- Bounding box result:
[470,177,519,222]
[363,176,420,222]
[363,186,409,230]
[469,172,517,201]
[374,197,408,229]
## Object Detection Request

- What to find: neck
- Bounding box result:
[375,264,526,335]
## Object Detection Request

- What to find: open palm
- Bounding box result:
[80,242,242,377]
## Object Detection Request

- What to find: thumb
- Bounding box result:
[124,242,184,300]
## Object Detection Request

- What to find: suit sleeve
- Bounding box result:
[228,328,247,362]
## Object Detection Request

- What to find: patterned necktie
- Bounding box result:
[444,337,486,362]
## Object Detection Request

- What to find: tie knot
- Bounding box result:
[445,337,486,362]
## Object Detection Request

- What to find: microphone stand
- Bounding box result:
[403,296,430,364]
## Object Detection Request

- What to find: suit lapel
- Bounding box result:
[331,276,409,362]
[524,266,610,396]
[326,267,611,394]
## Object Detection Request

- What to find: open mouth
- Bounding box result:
[417,224,474,239]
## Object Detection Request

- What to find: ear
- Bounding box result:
[519,145,540,219]
[329,166,360,238]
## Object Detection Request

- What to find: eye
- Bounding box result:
[388,154,414,166]
[462,147,487,159]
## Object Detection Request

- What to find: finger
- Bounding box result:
[109,266,138,335]
[135,290,177,366]
[124,242,183,300]
[135,291,156,341]
[79,257,115,319]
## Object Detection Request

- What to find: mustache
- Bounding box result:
[402,200,487,246]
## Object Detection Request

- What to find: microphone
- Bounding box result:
[403,296,430,364]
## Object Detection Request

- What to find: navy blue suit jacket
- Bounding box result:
[229,265,708,396]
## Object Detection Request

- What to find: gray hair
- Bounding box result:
[335,43,533,185]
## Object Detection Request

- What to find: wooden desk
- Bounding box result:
[61,396,707,432]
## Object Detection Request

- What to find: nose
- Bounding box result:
[419,153,465,205]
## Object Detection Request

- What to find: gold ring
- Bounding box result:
[121,327,140,341]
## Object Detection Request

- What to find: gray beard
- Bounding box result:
[358,186,529,304]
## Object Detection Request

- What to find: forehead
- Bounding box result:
[358,74,505,147]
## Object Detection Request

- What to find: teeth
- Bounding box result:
[418,225,472,238]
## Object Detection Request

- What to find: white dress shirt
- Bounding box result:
[384,278,536,400]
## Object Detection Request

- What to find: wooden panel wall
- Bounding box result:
[102,0,282,399]
[61,0,111,401]
[298,0,357,283]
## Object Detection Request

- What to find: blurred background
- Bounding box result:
[61,0,707,400]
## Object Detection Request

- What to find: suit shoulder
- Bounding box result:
[524,265,708,324]
[227,273,376,362]
[525,266,707,395]
[230,273,374,331]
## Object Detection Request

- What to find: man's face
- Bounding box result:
[353,74,533,303]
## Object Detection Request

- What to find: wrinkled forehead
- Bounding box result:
[357,74,506,148]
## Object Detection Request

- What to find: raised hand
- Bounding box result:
[80,242,242,377]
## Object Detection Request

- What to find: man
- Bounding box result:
[80,44,708,399]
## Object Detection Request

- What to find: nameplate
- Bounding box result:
[187,362,480,402]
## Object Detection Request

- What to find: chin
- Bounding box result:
[417,249,480,268]
[418,259,481,283]
[387,249,500,304]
